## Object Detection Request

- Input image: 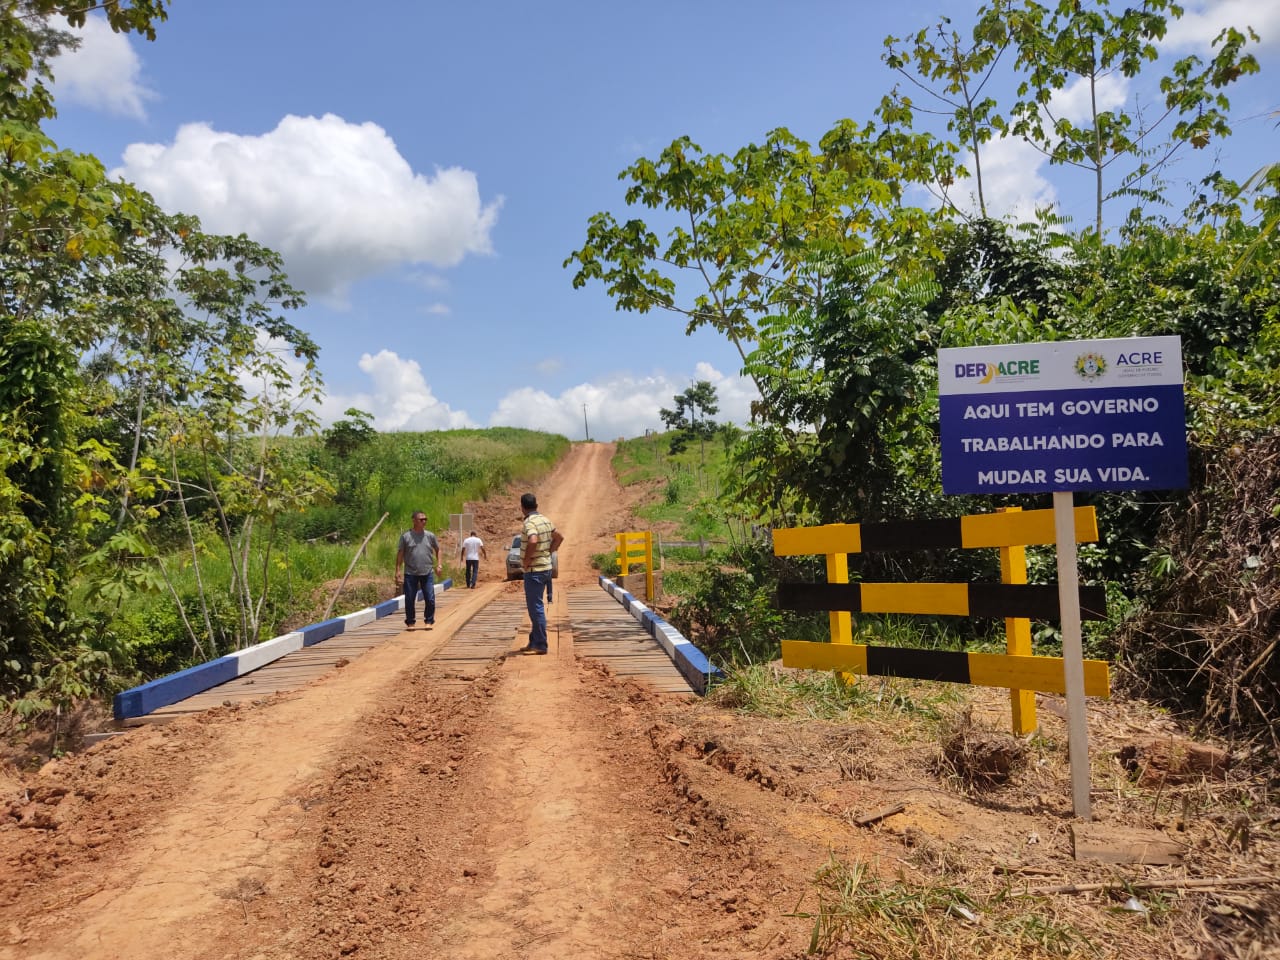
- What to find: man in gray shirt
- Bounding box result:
[394,511,441,628]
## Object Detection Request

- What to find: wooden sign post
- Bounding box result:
[1054,491,1091,819]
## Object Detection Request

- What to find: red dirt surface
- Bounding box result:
[1,442,1276,959]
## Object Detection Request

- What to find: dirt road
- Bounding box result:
[0,444,816,959]
[3,443,1274,959]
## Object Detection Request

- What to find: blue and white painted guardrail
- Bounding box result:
[113,581,453,721]
[598,576,723,694]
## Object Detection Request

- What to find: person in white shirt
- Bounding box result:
[458,530,487,589]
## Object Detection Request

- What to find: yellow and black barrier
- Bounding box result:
[773,505,1110,733]
[776,581,1107,620]
[779,641,1110,696]
[772,505,1099,557]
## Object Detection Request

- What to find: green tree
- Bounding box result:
[110,211,329,656]
[2,1,337,700]
[320,408,376,508]
[0,337,69,700]
[999,0,1258,234]
[567,0,1278,739]
[564,125,954,421]
[0,1,171,707]
[882,1,1260,234]
[883,7,1012,217]
[659,380,720,460]
[739,248,943,523]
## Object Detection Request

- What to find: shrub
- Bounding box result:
[591,552,621,577]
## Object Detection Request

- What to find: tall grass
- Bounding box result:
[360,429,567,570]
[710,662,963,726]
[109,428,568,680]
[613,431,741,542]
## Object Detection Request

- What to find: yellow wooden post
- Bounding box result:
[998,506,1036,735]
[616,532,629,576]
[826,552,852,644]
[644,531,654,601]
[826,551,854,684]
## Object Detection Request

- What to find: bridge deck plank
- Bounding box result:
[568,592,695,695]
[126,587,694,724]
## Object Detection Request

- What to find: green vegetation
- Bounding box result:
[3,0,1278,752]
[615,425,745,540]
[590,552,620,578]
[106,427,567,680]
[583,0,1279,744]
[0,3,573,719]
[659,379,720,457]
[709,662,962,726]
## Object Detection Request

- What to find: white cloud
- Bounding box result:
[692,361,756,424]
[51,14,154,118]
[1049,72,1130,126]
[316,351,758,439]
[319,350,476,431]
[488,362,757,440]
[422,303,451,316]
[113,114,502,299]
[951,137,1059,223]
[1163,0,1280,50]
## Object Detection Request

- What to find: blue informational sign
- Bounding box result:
[938,336,1188,494]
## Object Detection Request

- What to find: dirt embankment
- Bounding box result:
[1,441,1276,959]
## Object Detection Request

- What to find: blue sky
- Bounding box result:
[46,0,1279,440]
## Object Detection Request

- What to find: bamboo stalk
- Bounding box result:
[322,512,390,621]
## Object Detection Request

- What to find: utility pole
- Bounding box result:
[582,403,590,441]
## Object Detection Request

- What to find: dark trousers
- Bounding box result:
[465,559,479,588]
[522,570,551,651]
[404,573,436,624]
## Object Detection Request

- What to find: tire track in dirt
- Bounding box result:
[1,587,498,960]
[2,444,817,960]
[421,650,669,958]
[247,643,709,959]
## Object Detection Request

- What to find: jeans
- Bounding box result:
[404,572,436,624]
[523,569,552,651]
[464,559,479,588]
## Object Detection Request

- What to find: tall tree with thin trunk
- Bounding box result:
[1000,0,1258,235]
[883,5,1012,218]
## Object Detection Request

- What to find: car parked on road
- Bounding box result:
[505,533,559,581]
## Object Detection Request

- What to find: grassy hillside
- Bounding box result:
[612,430,743,544]
[109,428,570,680]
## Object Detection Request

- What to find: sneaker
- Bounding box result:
[517,646,548,656]
[405,621,415,628]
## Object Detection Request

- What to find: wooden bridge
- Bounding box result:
[120,584,704,725]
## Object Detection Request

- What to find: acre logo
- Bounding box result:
[1074,352,1107,381]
